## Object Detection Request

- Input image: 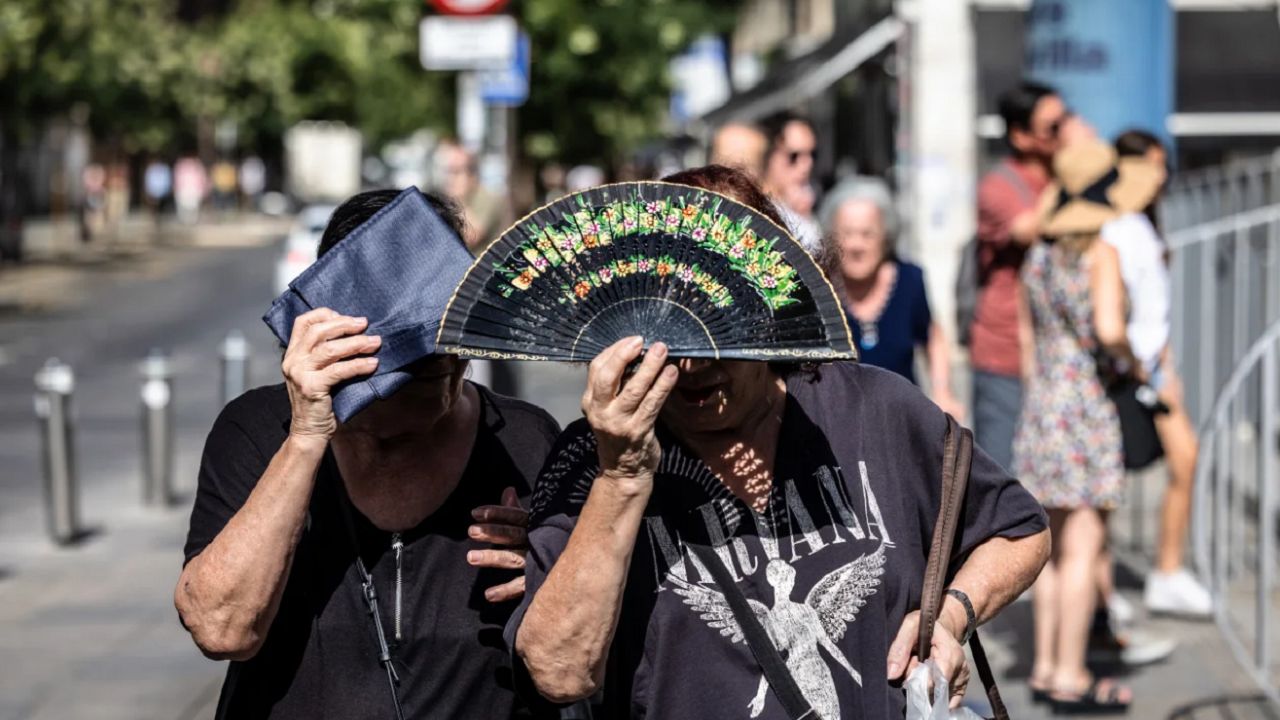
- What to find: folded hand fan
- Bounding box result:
[436,182,856,362]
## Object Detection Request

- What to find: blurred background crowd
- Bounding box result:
[3,0,1280,719]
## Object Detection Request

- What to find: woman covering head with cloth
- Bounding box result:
[494,165,1049,719]
[1013,140,1166,713]
[176,188,562,720]
[817,177,964,419]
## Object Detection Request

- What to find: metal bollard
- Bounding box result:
[34,358,83,545]
[140,349,174,507]
[219,330,250,406]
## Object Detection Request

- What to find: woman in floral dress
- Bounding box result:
[1013,140,1163,714]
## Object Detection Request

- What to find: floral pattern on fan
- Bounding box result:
[496,188,801,309]
[563,254,733,307]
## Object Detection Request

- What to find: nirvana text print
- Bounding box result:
[644,463,894,720]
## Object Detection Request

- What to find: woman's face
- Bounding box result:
[341,355,470,439]
[659,359,781,436]
[1145,146,1169,192]
[833,199,887,283]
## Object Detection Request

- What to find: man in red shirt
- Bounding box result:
[971,82,1067,473]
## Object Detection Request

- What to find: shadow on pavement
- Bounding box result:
[1169,693,1278,720]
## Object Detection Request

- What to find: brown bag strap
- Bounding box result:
[917,415,1010,720]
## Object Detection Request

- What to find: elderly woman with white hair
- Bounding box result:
[818,177,964,419]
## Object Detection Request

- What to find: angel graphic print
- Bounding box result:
[507,363,1049,720]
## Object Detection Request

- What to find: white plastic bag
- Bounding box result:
[904,659,985,720]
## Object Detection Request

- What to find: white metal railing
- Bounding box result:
[1190,321,1280,706]
[1161,151,1280,429]
[1158,154,1280,705]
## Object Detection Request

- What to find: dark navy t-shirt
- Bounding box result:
[506,363,1047,720]
[846,261,932,384]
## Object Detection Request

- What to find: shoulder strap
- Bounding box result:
[331,468,407,720]
[917,415,1009,720]
[686,543,815,720]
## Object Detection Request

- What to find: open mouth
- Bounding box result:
[677,386,718,405]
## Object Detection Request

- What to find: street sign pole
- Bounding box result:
[458,72,486,153]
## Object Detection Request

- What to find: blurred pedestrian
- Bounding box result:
[176,188,560,720]
[439,142,503,255]
[539,163,568,205]
[1015,140,1165,713]
[709,122,767,178]
[239,156,267,211]
[173,157,207,226]
[1105,129,1210,618]
[144,159,172,214]
[105,163,131,223]
[817,177,964,419]
[212,159,239,213]
[565,164,605,193]
[761,112,822,253]
[970,81,1067,473]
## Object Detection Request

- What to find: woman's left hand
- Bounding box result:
[887,609,970,709]
[467,487,529,603]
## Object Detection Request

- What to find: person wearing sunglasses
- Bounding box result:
[761,112,823,254]
[968,81,1069,481]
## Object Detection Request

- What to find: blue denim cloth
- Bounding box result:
[971,369,1023,475]
[262,187,475,422]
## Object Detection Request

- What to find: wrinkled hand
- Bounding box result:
[282,308,381,443]
[468,487,529,603]
[582,337,678,489]
[888,610,970,710]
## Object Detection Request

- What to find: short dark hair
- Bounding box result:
[997,81,1058,140]
[318,189,468,258]
[1115,129,1164,158]
[761,112,815,157]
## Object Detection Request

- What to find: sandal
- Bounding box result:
[1029,674,1054,704]
[1049,677,1132,715]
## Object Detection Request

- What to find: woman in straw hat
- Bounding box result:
[1013,140,1165,713]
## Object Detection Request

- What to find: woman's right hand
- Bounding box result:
[282,308,382,443]
[582,337,679,489]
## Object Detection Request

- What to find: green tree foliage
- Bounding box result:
[514,0,740,166]
[0,0,740,163]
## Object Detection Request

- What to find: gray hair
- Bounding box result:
[816,176,899,244]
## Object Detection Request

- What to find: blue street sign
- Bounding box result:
[479,32,529,107]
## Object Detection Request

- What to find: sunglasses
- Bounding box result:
[1043,111,1074,139]
[787,149,815,166]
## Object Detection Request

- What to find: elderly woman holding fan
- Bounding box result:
[435,165,1051,719]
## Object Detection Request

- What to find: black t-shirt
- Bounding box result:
[507,363,1047,720]
[184,383,561,720]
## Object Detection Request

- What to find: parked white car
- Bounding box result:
[274,204,336,295]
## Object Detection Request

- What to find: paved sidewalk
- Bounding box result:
[979,463,1278,720]
[0,503,222,720]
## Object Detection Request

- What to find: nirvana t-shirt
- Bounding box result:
[507,363,1046,720]
[183,383,561,720]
